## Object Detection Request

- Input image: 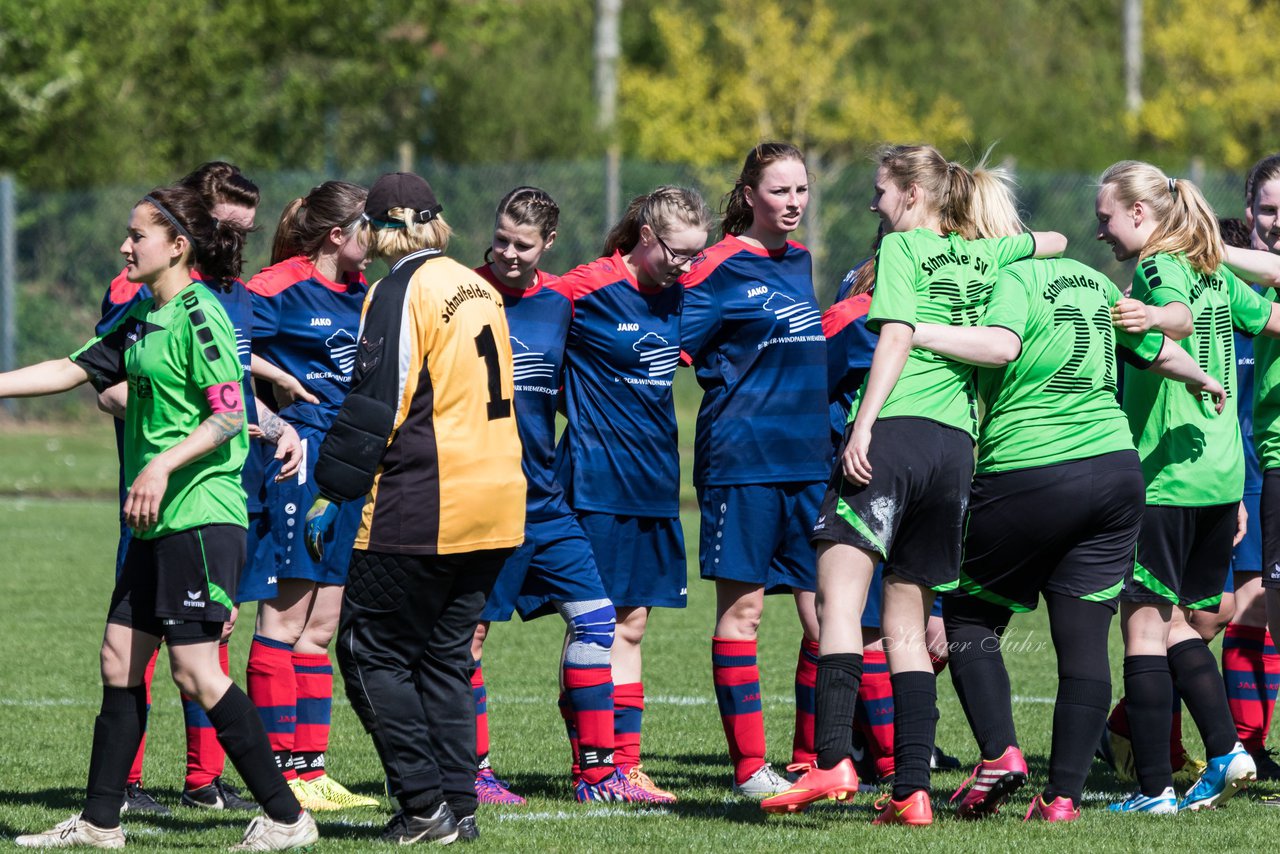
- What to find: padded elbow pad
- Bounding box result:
[314,393,397,502]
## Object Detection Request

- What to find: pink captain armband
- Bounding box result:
[205,381,244,414]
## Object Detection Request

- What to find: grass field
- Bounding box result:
[2,418,1278,851]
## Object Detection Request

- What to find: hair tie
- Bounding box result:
[300,197,309,208]
[143,195,198,249]
[1168,177,1178,195]
[212,217,220,228]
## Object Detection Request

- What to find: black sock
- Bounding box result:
[1043,593,1114,804]
[82,685,148,829]
[1045,676,1110,803]
[890,671,937,799]
[207,684,300,822]
[1123,655,1174,796]
[946,622,1016,760]
[1168,637,1238,758]
[814,654,862,769]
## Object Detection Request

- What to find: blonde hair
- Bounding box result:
[369,208,453,261]
[968,157,1024,239]
[1099,160,1222,274]
[602,185,713,256]
[877,144,978,239]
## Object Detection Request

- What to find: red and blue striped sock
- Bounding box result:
[1223,624,1280,753]
[613,681,643,771]
[181,642,230,790]
[126,648,160,786]
[472,661,490,768]
[712,637,766,784]
[292,650,333,781]
[246,635,296,779]
[566,664,616,785]
[858,649,895,779]
[791,638,819,766]
[558,691,582,779]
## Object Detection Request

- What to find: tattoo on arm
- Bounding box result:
[254,397,285,442]
[206,411,245,447]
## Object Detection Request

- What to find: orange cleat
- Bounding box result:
[760,759,859,814]
[872,789,934,826]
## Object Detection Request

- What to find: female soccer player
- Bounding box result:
[466,187,632,805]
[765,145,1065,824]
[95,161,298,814]
[1098,161,1280,814]
[240,180,377,810]
[679,142,828,797]
[908,182,1224,823]
[553,185,713,801]
[305,171,526,844]
[11,186,316,851]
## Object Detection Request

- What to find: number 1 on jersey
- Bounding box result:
[475,324,512,420]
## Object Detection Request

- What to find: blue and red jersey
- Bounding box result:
[99,268,263,508]
[246,256,367,433]
[552,252,682,517]
[475,263,574,522]
[822,284,875,448]
[1238,327,1261,496]
[680,235,829,487]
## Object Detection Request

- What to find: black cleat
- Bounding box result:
[381,802,459,845]
[122,782,171,815]
[181,777,258,810]
[456,815,479,842]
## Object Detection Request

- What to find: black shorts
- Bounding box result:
[958,450,1144,614]
[811,417,974,590]
[108,524,244,645]
[1123,503,1236,610]
[1262,470,1280,589]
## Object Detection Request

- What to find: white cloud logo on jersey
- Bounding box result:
[633,331,680,378]
[510,336,557,395]
[762,292,822,333]
[326,329,358,377]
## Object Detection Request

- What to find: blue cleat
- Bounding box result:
[1108,787,1178,815]
[1178,742,1256,811]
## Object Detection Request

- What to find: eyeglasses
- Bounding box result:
[654,231,706,267]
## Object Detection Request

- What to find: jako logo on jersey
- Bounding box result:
[746,285,768,298]
[617,322,640,331]
[632,331,680,377]
[326,329,358,376]
[309,317,333,327]
[509,336,556,385]
[761,292,822,333]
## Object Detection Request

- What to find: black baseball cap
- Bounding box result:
[365,172,443,226]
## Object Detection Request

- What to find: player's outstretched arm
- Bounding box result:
[1224,245,1280,288]
[1030,231,1068,258]
[251,353,318,407]
[1145,338,1226,413]
[1111,297,1193,340]
[911,323,1021,367]
[0,358,91,399]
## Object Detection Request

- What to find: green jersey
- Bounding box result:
[857,229,1035,436]
[73,282,248,538]
[975,257,1163,474]
[1122,254,1271,506]
[1253,287,1280,471]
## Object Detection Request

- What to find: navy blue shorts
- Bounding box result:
[237,427,364,603]
[697,481,822,594]
[577,512,686,609]
[482,512,610,622]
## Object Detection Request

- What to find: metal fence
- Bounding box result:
[0,159,1254,419]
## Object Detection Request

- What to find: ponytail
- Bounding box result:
[603,185,713,257]
[139,185,247,284]
[967,157,1024,239]
[721,142,806,238]
[1100,161,1222,273]
[270,181,368,264]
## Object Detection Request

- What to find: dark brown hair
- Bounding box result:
[179,161,260,211]
[139,185,247,283]
[270,181,367,264]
